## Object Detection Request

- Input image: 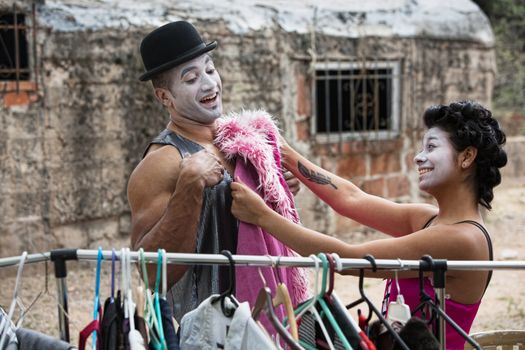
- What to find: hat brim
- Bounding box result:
[139,41,217,82]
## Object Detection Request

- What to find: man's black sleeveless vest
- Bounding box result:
[143,129,238,323]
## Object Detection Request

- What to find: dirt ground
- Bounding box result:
[0,178,524,346]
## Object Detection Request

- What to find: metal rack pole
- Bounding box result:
[49,249,78,342]
[2,250,525,270]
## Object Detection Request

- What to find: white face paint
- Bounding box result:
[414,127,459,193]
[168,54,223,124]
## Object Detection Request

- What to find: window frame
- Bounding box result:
[312,60,401,143]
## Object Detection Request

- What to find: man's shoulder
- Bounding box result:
[144,143,183,161]
[131,145,183,184]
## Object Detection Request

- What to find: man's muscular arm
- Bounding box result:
[128,147,223,287]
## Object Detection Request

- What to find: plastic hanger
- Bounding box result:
[120,248,128,320]
[161,249,167,300]
[386,259,411,325]
[211,250,239,317]
[267,255,298,341]
[252,283,304,350]
[324,254,336,298]
[0,251,27,349]
[290,254,335,350]
[315,253,352,350]
[153,249,166,349]
[92,247,104,350]
[123,248,146,350]
[110,249,116,303]
[329,253,368,349]
[346,255,409,350]
[139,248,165,349]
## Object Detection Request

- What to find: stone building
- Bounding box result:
[0,0,498,255]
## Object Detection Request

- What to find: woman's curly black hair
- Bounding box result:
[423,101,507,210]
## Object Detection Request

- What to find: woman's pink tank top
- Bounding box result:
[384,219,493,350]
[387,277,481,350]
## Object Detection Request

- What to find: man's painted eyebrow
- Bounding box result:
[180,56,212,78]
[180,65,197,79]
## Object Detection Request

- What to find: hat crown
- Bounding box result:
[139,21,217,81]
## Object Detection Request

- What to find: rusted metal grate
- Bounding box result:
[0,3,38,93]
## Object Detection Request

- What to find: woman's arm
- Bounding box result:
[231,179,482,278]
[279,142,436,237]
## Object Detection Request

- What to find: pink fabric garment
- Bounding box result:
[386,278,481,350]
[215,110,310,311]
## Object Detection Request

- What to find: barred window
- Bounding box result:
[0,12,30,81]
[314,61,400,141]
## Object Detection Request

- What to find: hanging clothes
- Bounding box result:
[144,130,239,324]
[158,299,180,350]
[100,295,120,350]
[179,295,276,350]
[15,328,74,350]
[369,317,439,350]
[215,110,310,313]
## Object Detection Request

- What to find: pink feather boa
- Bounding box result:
[215,109,310,307]
[215,110,299,222]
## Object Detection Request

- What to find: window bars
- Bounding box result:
[313,60,401,143]
[0,2,38,94]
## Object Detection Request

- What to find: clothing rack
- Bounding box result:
[1,248,525,350]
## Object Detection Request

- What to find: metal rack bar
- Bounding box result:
[2,250,525,270]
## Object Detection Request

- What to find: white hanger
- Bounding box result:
[126,248,146,350]
[387,259,411,325]
[161,249,167,300]
[0,251,27,348]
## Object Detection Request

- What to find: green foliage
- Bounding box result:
[474,0,525,115]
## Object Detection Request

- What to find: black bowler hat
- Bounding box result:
[139,21,217,81]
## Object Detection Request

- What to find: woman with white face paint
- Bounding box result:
[231,101,507,350]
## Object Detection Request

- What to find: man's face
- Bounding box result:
[167,54,222,124]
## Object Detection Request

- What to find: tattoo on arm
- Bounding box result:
[297,161,338,190]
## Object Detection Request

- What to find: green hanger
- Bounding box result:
[154,249,166,349]
[316,253,353,350]
[287,254,336,350]
[139,248,166,350]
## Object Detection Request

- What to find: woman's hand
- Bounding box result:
[231,178,273,226]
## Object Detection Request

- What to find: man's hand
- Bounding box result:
[180,149,224,187]
[283,169,300,196]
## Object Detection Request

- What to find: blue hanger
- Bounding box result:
[92,247,104,350]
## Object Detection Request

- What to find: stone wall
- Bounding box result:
[0,5,504,256]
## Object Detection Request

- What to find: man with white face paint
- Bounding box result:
[127,21,299,324]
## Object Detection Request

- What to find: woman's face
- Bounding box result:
[414,127,460,193]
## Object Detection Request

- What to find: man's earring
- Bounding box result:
[462,162,468,168]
